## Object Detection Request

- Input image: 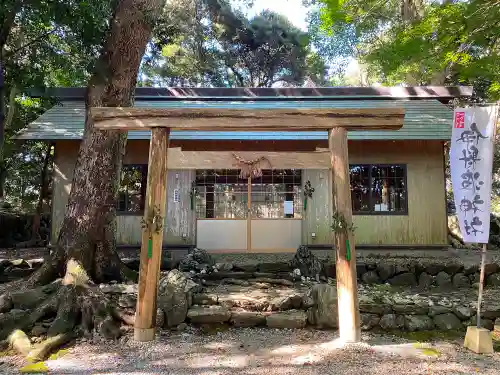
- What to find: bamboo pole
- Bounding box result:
[476,243,487,327]
[329,128,361,343]
[134,127,170,342]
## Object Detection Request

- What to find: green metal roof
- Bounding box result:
[16,99,453,141]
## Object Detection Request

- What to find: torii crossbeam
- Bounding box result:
[91,106,405,343]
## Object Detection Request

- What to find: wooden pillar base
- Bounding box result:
[464,326,494,354]
[134,327,156,342]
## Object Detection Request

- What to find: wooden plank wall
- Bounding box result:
[51,141,195,245]
[301,169,332,245]
[301,140,446,246]
[349,140,447,245]
[52,139,447,247]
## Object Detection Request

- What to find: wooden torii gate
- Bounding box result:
[91,106,405,343]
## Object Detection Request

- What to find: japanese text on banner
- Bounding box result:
[450,106,498,244]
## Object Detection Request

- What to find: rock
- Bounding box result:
[359,303,391,315]
[425,264,446,276]
[469,316,494,330]
[215,263,233,272]
[487,273,500,286]
[118,294,136,308]
[485,263,500,276]
[178,248,214,272]
[290,246,322,278]
[470,273,480,284]
[494,318,500,331]
[356,264,367,279]
[176,323,188,331]
[187,306,231,324]
[191,247,214,266]
[405,315,434,331]
[205,272,254,280]
[463,265,479,275]
[435,272,452,287]
[292,269,301,280]
[323,263,336,278]
[156,308,165,328]
[158,270,192,327]
[267,310,307,329]
[388,272,417,287]
[0,294,12,313]
[233,264,258,273]
[433,313,462,330]
[361,271,380,284]
[100,317,121,340]
[31,325,47,337]
[377,264,396,281]
[452,273,471,288]
[360,313,380,330]
[258,262,293,273]
[252,277,293,286]
[428,305,451,317]
[444,263,464,276]
[393,304,428,315]
[395,264,410,274]
[482,305,500,319]
[418,272,433,289]
[306,284,337,328]
[270,294,303,311]
[379,314,404,330]
[230,311,266,327]
[193,293,218,306]
[99,284,137,294]
[222,278,250,286]
[453,306,473,320]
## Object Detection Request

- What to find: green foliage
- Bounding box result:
[331,211,355,234]
[315,0,500,99]
[144,1,311,87]
[1,0,114,211]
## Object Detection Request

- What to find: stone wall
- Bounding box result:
[353,260,500,289]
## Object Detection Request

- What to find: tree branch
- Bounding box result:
[5,27,59,59]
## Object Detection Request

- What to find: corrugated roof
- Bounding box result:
[16,99,453,141]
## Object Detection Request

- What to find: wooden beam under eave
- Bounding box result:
[91,107,405,131]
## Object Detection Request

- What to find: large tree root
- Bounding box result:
[0,261,136,362]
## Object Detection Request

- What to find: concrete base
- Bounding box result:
[134,327,155,342]
[464,326,494,354]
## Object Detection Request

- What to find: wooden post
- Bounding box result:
[329,127,361,343]
[134,127,170,342]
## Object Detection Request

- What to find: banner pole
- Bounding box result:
[476,243,487,328]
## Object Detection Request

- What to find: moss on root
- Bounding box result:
[19,361,49,373]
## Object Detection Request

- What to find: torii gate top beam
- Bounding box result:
[90,107,405,131]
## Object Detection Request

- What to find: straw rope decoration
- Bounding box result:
[232,153,272,179]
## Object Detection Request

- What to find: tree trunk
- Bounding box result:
[0,0,165,360]
[0,2,22,201]
[7,0,165,289]
[15,142,54,248]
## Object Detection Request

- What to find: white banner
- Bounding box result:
[450,106,498,244]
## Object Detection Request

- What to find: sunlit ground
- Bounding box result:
[5,328,500,375]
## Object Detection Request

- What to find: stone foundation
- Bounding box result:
[101,268,500,333]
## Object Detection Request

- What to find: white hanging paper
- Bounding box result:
[284,200,294,215]
[450,106,498,244]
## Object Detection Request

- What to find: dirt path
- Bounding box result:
[1,329,498,375]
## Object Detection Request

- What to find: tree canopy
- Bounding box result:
[314,0,500,100]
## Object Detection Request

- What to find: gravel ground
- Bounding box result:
[1,328,499,374]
